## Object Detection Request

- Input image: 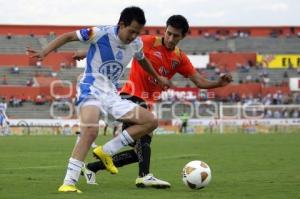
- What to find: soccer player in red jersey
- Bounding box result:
[80,15,232,188]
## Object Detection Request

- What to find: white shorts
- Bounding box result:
[77,91,138,121]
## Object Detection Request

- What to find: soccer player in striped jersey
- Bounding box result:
[30,6,171,193]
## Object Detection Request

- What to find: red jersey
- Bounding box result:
[121,35,197,102]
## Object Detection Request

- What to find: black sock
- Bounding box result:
[86,160,105,173]
[136,135,152,177]
[86,149,138,173]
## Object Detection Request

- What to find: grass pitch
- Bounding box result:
[0,133,299,199]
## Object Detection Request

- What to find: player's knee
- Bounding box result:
[82,126,98,139]
[146,116,158,131]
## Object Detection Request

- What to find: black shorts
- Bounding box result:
[120,93,148,109]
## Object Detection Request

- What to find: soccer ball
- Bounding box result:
[182,160,212,189]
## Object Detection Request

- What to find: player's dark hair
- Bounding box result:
[166,15,189,36]
[118,6,146,26]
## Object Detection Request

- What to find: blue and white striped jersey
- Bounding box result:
[75,25,144,104]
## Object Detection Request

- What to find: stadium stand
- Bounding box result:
[178,37,300,54]
[0,35,42,53]
[1,25,300,119]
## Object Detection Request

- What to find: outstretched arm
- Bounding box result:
[28,31,79,60]
[189,72,232,89]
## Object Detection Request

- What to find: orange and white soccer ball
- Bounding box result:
[182,160,212,189]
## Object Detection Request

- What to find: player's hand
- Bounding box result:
[26,47,45,61]
[72,51,87,61]
[156,76,173,90]
[217,73,232,87]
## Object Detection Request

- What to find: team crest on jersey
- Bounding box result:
[171,60,179,69]
[98,61,123,83]
[116,50,123,60]
[159,66,169,76]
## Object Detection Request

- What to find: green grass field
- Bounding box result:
[0,133,300,199]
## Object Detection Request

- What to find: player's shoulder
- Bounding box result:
[92,25,116,36]
[174,46,186,61]
[77,25,113,41]
[95,25,113,32]
[141,35,160,46]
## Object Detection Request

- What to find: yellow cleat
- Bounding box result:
[58,184,82,193]
[93,146,118,174]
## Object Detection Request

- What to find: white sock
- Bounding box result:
[63,157,84,185]
[102,130,134,155]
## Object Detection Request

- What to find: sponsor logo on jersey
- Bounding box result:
[153,51,162,59]
[98,61,123,83]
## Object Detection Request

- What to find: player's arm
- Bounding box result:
[72,50,88,61]
[28,31,79,60]
[189,72,232,89]
[178,52,232,89]
[138,58,173,89]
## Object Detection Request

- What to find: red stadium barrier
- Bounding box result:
[212,83,291,99]
[1,24,299,37]
[0,52,75,71]
[0,54,31,66]
[209,52,257,71]
[212,83,262,98]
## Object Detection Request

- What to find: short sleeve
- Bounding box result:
[76,26,101,43]
[176,52,197,77]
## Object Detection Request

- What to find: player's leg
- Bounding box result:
[121,98,170,188]
[88,116,170,188]
[183,122,187,133]
[112,121,122,137]
[83,149,138,184]
[134,133,171,188]
[93,99,157,174]
[75,131,98,149]
[95,105,157,155]
[87,119,136,175]
[136,134,151,177]
[84,121,138,183]
[87,149,138,172]
[84,121,137,184]
[180,123,183,133]
[85,132,170,188]
[58,104,100,193]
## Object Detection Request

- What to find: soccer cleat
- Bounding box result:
[82,165,98,185]
[135,173,171,189]
[58,184,82,193]
[93,146,118,174]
